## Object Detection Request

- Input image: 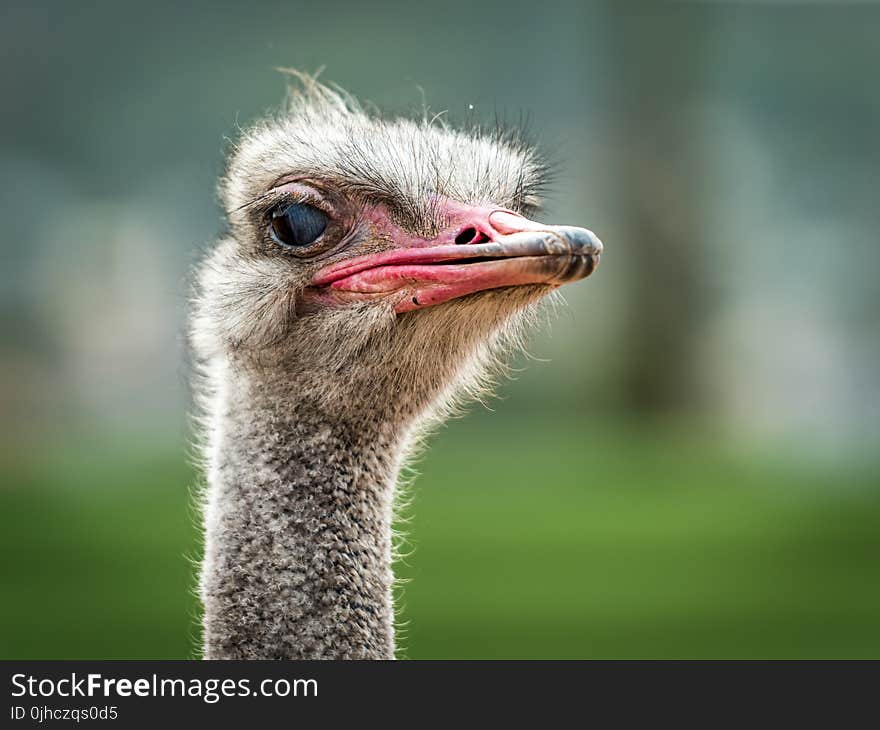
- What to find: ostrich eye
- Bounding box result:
[270,202,328,248]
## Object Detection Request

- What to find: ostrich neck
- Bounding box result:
[200,364,408,659]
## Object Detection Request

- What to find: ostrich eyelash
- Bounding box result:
[232,187,328,221]
[230,189,282,215]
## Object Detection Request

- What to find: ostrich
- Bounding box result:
[191,76,603,660]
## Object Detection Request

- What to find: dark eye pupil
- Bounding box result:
[270,203,328,247]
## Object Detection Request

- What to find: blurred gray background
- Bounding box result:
[3,0,878,454]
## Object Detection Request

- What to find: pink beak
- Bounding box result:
[309,209,603,313]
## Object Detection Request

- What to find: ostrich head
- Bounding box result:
[193,77,602,426]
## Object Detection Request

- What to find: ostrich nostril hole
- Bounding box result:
[455,227,477,245]
[455,227,491,245]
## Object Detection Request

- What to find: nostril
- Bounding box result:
[455,227,477,245]
[455,227,491,245]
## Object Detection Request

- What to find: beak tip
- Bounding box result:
[585,230,603,256]
[559,226,603,256]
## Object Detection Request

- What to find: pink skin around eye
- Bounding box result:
[307,197,603,313]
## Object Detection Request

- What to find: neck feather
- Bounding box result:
[199,361,408,659]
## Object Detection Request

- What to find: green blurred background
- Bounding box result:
[2,1,879,659]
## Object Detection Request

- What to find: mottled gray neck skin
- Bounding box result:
[200,364,407,660]
[196,287,540,659]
